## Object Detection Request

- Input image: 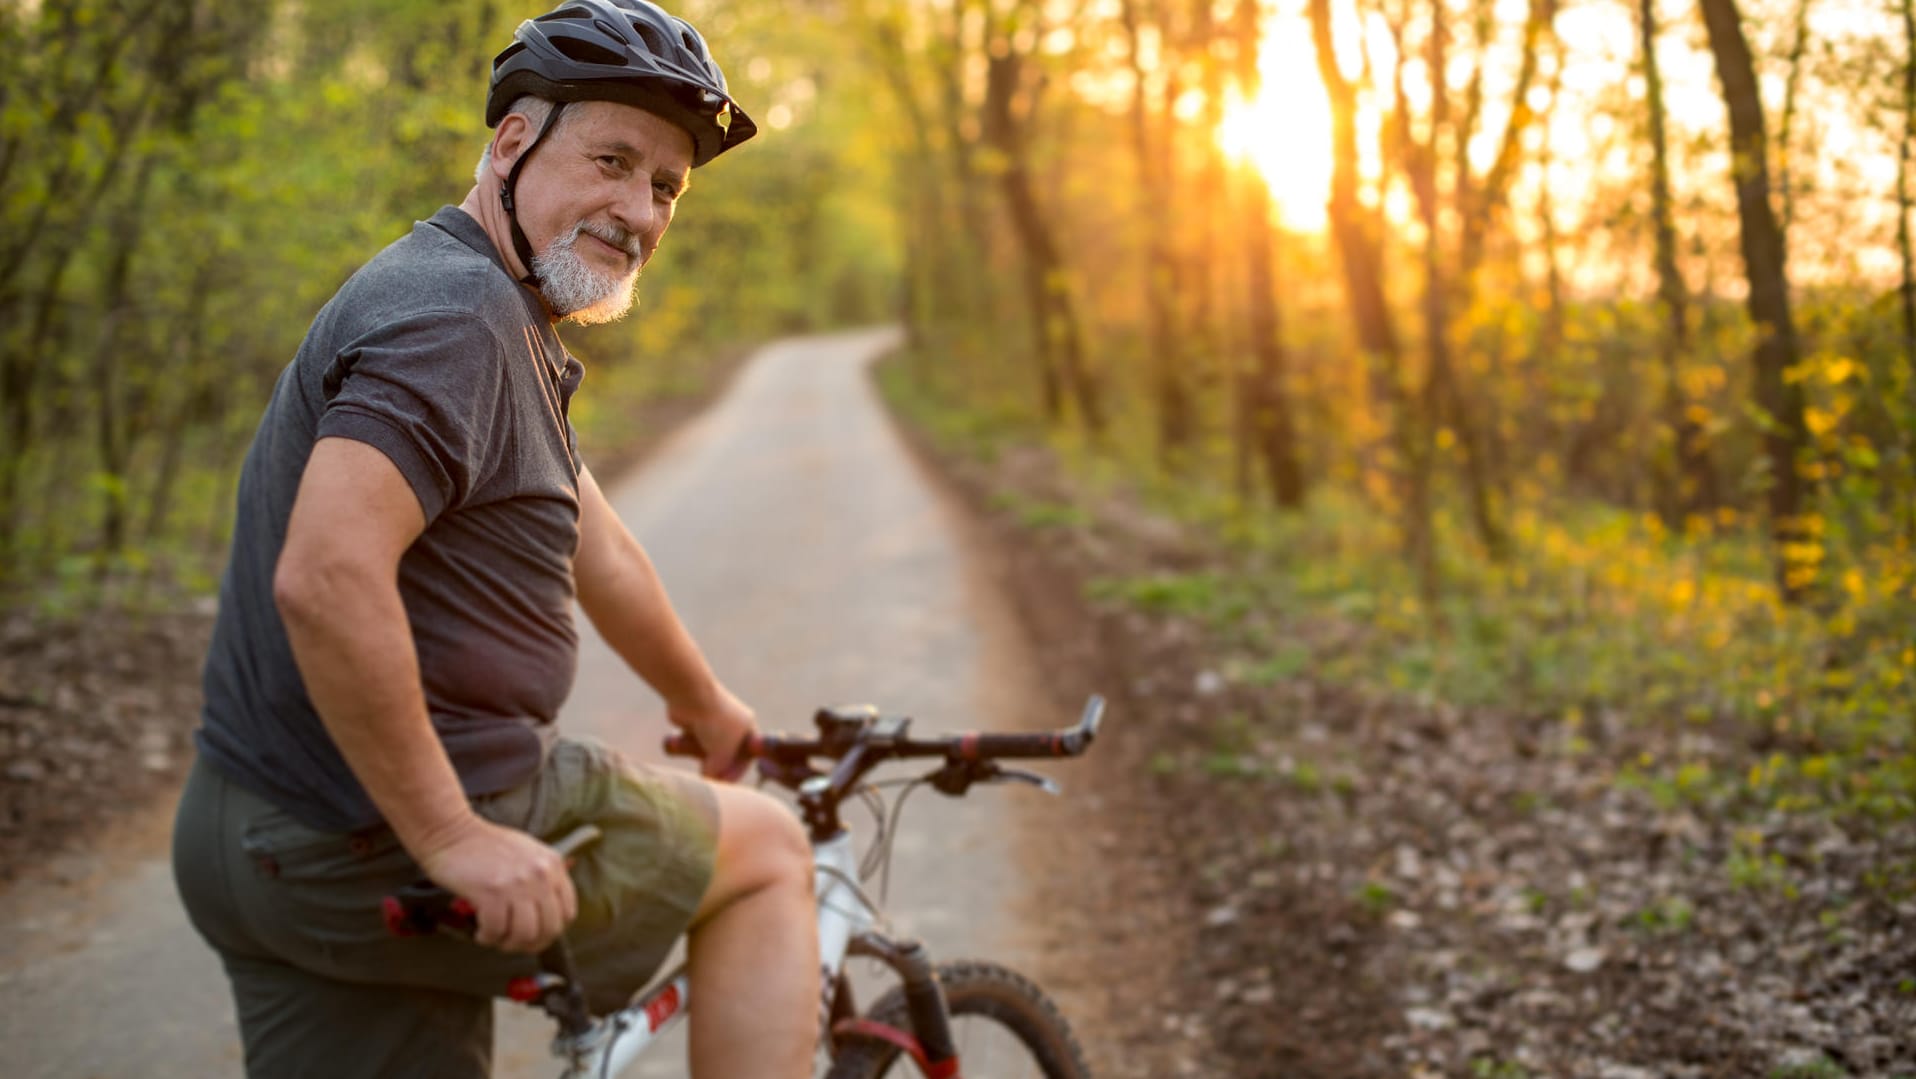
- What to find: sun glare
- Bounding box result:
[1218,15,1334,233]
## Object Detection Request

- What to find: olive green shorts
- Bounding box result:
[172,737,719,1078]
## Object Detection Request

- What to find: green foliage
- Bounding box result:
[1086,572,1248,626]
[1353,879,1397,916]
[1726,829,1796,895]
[1,0,897,610]
[1767,1055,1850,1079]
[1631,895,1696,935]
[1285,759,1323,793]
[1237,643,1313,685]
[987,491,1089,529]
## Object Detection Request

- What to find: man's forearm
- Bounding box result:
[576,527,722,710]
[276,564,474,853]
[574,467,722,712]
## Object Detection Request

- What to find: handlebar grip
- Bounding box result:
[379,824,602,938]
[383,886,477,938]
[662,731,762,760]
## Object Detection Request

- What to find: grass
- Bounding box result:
[1631,895,1697,935]
[1354,879,1397,916]
[1112,467,1915,825]
[1768,1055,1850,1078]
[876,343,1916,857]
[987,491,1090,529]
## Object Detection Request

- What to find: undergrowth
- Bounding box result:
[877,352,1916,828]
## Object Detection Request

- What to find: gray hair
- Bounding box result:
[474,97,571,184]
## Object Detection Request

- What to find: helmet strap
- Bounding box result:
[499,101,569,290]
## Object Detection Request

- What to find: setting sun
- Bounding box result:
[1217,14,1335,233]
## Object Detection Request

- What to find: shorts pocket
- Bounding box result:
[239,807,410,886]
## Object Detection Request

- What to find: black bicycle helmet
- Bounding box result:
[485,0,756,289]
[487,0,755,167]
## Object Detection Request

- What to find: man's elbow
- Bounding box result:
[273,548,374,630]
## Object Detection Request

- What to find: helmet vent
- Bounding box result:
[627,20,670,60]
[553,34,625,67]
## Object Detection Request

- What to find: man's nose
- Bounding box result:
[609,182,661,247]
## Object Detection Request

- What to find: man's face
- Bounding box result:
[498,100,695,324]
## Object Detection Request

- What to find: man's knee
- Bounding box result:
[699,785,811,916]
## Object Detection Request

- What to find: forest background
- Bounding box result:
[3,0,1914,902]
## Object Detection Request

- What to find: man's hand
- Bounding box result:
[414,814,578,953]
[670,683,758,781]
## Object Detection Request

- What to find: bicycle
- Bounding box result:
[386,695,1105,1078]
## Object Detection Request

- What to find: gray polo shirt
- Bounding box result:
[197,206,586,831]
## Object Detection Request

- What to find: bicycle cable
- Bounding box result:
[873,778,931,908]
[813,860,890,934]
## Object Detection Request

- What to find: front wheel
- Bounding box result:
[824,959,1091,1079]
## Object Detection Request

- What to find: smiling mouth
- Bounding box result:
[583,231,632,262]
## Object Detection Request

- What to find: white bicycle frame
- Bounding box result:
[549,832,874,1078]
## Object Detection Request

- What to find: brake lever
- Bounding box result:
[927,760,1060,797]
[990,767,1060,795]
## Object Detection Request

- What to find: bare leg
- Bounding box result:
[686,783,818,1078]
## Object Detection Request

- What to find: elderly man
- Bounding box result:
[170,3,817,1076]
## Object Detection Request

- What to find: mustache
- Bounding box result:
[574,220,643,261]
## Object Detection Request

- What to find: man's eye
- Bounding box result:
[654,182,681,200]
[598,156,626,172]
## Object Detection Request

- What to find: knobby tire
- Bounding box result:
[823,960,1090,1079]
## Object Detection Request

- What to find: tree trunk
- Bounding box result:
[1901,0,1916,391]
[1776,0,1814,238]
[860,9,955,342]
[1899,0,1916,540]
[982,39,1102,433]
[1395,0,1506,562]
[1641,0,1717,521]
[1121,0,1193,467]
[142,261,218,546]
[1188,0,1227,375]
[1698,0,1816,600]
[92,149,162,569]
[1309,0,1433,595]
[1233,0,1305,508]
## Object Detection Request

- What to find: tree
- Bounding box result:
[1698,0,1817,599]
[1119,0,1195,466]
[981,6,1105,435]
[1640,0,1718,521]
[1232,0,1306,507]
[1309,0,1433,593]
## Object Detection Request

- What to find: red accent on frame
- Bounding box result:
[959,734,979,761]
[643,983,683,1032]
[505,977,542,1003]
[831,1018,964,1078]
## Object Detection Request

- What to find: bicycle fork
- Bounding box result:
[835,932,961,1079]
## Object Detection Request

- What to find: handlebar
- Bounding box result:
[662,695,1104,775]
[666,696,1103,835]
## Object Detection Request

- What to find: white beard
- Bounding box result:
[533,221,642,325]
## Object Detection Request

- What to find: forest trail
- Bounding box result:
[0,327,1073,1078]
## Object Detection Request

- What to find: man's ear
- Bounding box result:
[488,111,536,182]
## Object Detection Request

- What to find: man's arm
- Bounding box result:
[274,436,576,952]
[573,464,756,777]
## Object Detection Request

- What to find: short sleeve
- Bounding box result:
[316,309,509,525]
